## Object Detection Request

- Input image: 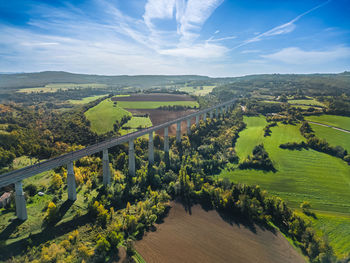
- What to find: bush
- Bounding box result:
[44,201,58,225]
[24,184,37,196]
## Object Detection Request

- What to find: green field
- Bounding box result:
[305,115,350,130]
[18,83,107,93]
[221,116,350,257]
[84,99,131,134]
[68,94,108,104]
[120,116,153,136]
[309,123,350,151]
[179,85,216,96]
[288,98,325,107]
[116,100,199,109]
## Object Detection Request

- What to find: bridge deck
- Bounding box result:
[0,99,235,187]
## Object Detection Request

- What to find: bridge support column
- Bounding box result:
[164,127,169,153]
[148,132,154,165]
[215,108,219,118]
[176,122,181,143]
[187,119,191,135]
[196,115,199,127]
[67,161,77,201]
[210,111,213,119]
[129,140,135,176]
[103,149,110,186]
[203,112,207,122]
[15,181,27,221]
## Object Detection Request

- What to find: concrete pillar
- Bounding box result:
[176,122,181,143]
[203,112,207,122]
[164,127,169,152]
[215,108,219,118]
[196,115,199,127]
[102,149,110,186]
[148,132,154,164]
[210,111,213,119]
[187,119,191,135]
[15,181,27,220]
[67,161,77,201]
[129,140,135,176]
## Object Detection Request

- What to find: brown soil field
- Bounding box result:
[135,202,305,263]
[111,93,195,102]
[127,109,200,136]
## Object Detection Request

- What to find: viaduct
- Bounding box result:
[0,99,236,220]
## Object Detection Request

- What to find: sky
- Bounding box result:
[0,0,349,77]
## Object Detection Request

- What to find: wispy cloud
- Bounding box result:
[235,0,331,49]
[261,46,350,64]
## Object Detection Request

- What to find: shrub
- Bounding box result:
[24,184,37,196]
[45,202,58,225]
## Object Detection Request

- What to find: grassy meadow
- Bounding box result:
[68,94,108,104]
[179,85,216,96]
[18,83,107,93]
[120,116,153,136]
[288,98,325,107]
[309,123,350,151]
[84,99,131,134]
[221,115,350,257]
[305,114,350,130]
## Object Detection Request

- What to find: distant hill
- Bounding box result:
[0,71,210,90]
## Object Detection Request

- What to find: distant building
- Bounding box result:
[0,192,12,208]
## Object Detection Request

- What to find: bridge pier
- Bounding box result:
[210,111,213,119]
[129,140,135,176]
[148,132,154,164]
[187,119,191,135]
[102,149,110,186]
[164,127,169,152]
[203,112,207,122]
[215,108,219,118]
[176,122,181,143]
[195,115,199,127]
[67,161,77,201]
[15,181,27,220]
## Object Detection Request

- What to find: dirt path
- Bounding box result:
[308,121,350,134]
[135,202,305,263]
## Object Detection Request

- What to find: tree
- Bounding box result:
[51,173,63,191]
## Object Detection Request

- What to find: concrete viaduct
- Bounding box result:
[0,99,236,220]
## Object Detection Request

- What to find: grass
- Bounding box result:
[221,116,350,257]
[288,98,325,107]
[235,116,267,160]
[116,100,199,109]
[305,115,350,131]
[68,94,108,104]
[309,123,350,151]
[179,85,216,96]
[18,83,107,93]
[120,117,153,136]
[84,99,131,134]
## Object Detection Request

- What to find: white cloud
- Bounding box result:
[159,42,228,58]
[235,0,331,49]
[261,46,350,64]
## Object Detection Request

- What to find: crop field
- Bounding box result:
[116,100,199,109]
[84,98,131,134]
[287,98,325,107]
[221,116,350,257]
[309,123,350,151]
[68,94,108,104]
[179,85,216,96]
[127,109,197,136]
[305,114,350,131]
[18,83,107,93]
[135,202,304,263]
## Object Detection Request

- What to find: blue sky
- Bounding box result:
[0,0,349,76]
